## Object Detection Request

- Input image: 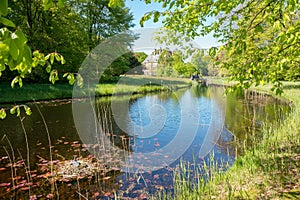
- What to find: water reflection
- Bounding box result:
[0,86,290,198]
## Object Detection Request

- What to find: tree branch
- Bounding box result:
[247,0,275,31]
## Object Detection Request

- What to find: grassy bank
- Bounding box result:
[0,76,191,103]
[172,79,300,199]
[95,76,190,96]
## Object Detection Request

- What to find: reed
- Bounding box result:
[168,79,300,199]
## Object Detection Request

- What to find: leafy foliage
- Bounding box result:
[118,0,300,94]
[1,0,134,84]
[172,52,196,77]
[0,0,68,84]
[134,52,148,63]
[157,49,176,77]
[191,50,209,76]
[157,49,197,77]
[75,0,134,50]
[9,105,32,117]
[0,0,135,118]
[100,52,145,82]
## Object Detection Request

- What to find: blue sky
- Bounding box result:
[125,0,222,49]
[125,0,163,28]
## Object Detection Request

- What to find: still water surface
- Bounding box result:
[0,86,290,199]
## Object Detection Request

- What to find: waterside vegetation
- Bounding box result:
[0,76,191,103]
[168,79,300,199]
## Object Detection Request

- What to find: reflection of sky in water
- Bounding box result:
[127,90,221,159]
[117,88,236,198]
[0,87,291,199]
[129,97,181,153]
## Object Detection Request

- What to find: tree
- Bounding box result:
[130,0,300,94]
[0,0,135,118]
[7,0,89,83]
[207,62,219,77]
[172,52,195,77]
[75,0,134,50]
[157,49,176,77]
[157,50,196,77]
[100,52,143,82]
[191,50,209,76]
[131,52,147,75]
[5,0,134,83]
[134,52,147,64]
[1,0,134,83]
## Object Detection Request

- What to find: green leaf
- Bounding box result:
[18,77,23,87]
[241,41,247,52]
[61,55,66,64]
[140,13,152,27]
[49,69,59,84]
[45,53,50,60]
[58,0,65,7]
[46,63,51,73]
[169,1,175,9]
[0,42,9,52]
[67,73,75,85]
[14,29,27,47]
[140,17,146,27]
[50,54,54,64]
[0,109,6,119]
[44,0,53,10]
[255,25,263,32]
[16,107,20,117]
[283,13,290,22]
[287,34,295,44]
[0,0,8,16]
[24,45,32,63]
[9,40,19,60]
[0,17,16,27]
[153,11,160,23]
[55,53,61,61]
[76,74,83,88]
[23,106,32,116]
[11,76,19,88]
[33,50,40,57]
[273,20,281,31]
[10,106,16,114]
[108,0,124,8]
[209,47,218,57]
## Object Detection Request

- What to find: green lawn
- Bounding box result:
[0,82,74,103]
[0,75,191,103]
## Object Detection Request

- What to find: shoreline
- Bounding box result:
[0,76,191,104]
[174,78,300,199]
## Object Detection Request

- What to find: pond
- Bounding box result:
[0,86,291,199]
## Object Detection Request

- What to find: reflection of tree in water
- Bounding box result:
[95,97,133,152]
[190,84,211,98]
[224,89,291,150]
[199,86,230,157]
[194,86,291,157]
